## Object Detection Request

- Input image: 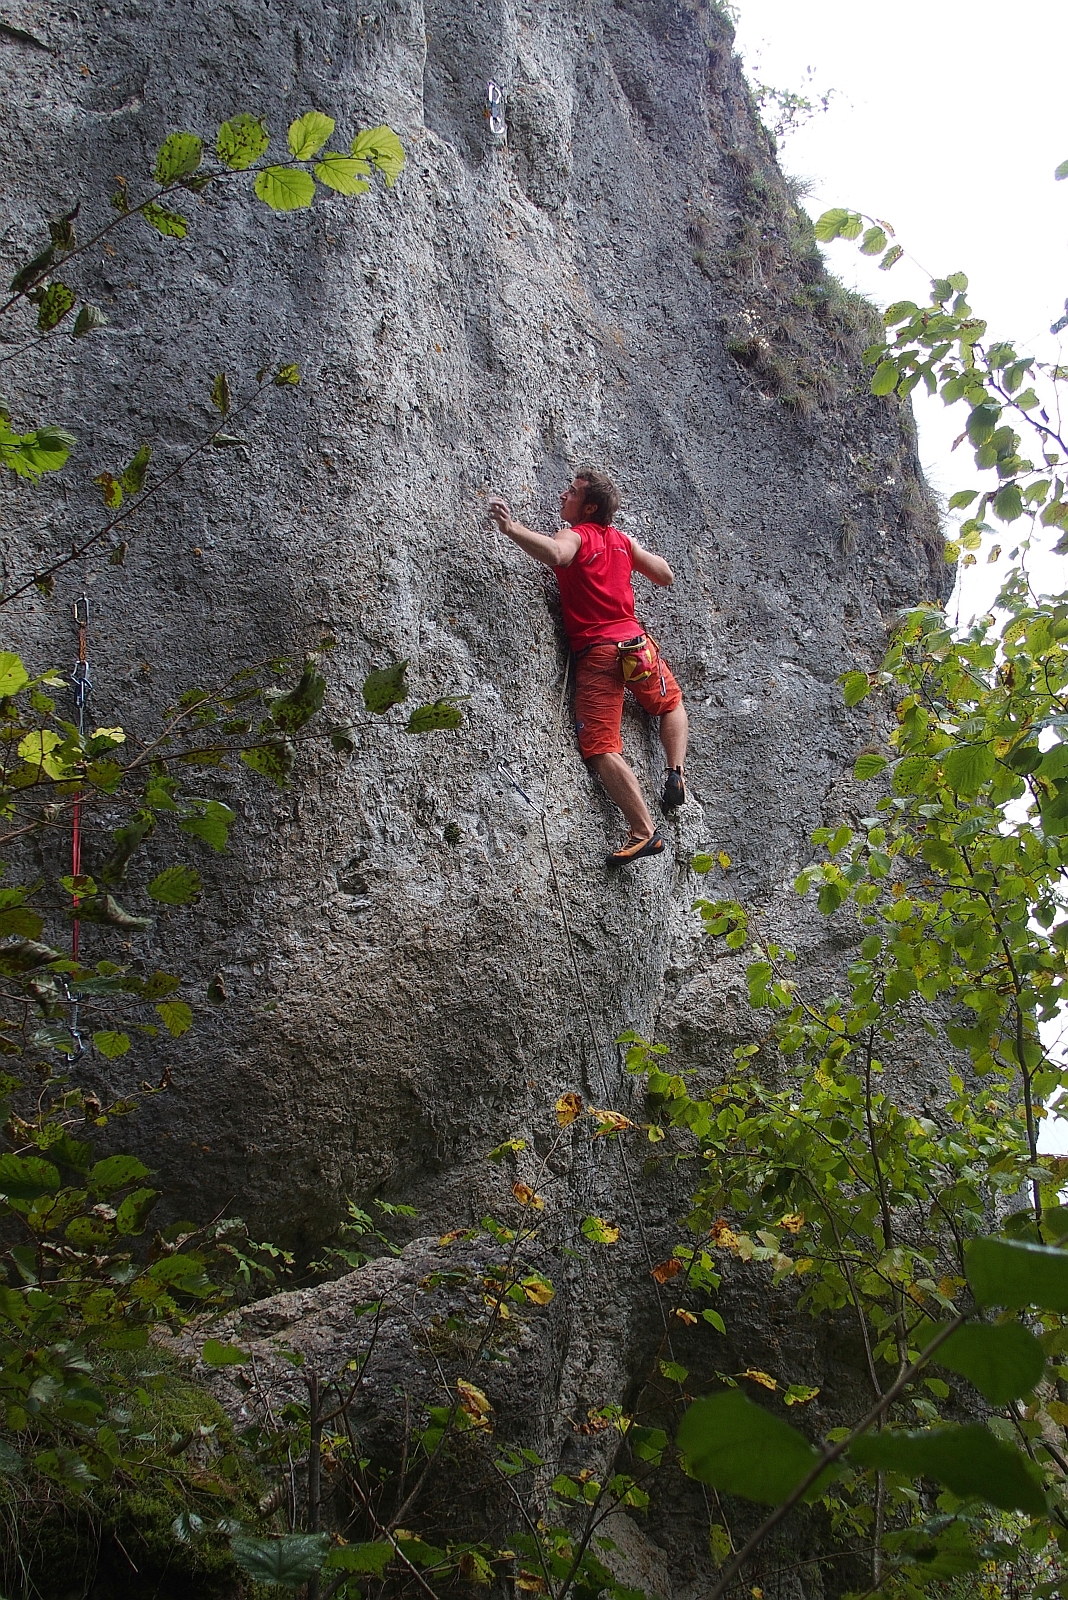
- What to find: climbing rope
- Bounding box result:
[66,594,91,1060]
[529,657,681,1342]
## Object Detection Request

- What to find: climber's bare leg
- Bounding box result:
[659,703,688,772]
[588,752,656,840]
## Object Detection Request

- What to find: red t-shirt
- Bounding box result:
[554,523,641,650]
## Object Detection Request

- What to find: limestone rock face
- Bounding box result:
[4,1,944,1588]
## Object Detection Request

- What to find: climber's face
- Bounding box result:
[560,478,591,526]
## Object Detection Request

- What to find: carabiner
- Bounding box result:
[486,80,506,141]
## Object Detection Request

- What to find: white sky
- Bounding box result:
[731,0,1068,1152]
[732,0,1068,616]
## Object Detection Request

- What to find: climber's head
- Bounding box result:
[561,468,619,528]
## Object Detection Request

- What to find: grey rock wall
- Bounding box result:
[3,1,946,1588]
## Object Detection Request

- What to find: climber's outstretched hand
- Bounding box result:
[488,497,512,533]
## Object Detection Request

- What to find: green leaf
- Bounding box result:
[1056,159,1068,181]
[0,652,30,696]
[288,111,335,159]
[363,661,409,713]
[994,484,1024,522]
[73,303,108,338]
[967,1237,1068,1313]
[853,753,887,781]
[942,743,994,796]
[254,166,316,210]
[115,1185,159,1234]
[871,360,899,397]
[351,125,406,186]
[406,698,464,733]
[36,282,75,332]
[1,419,72,481]
[121,443,151,497]
[948,490,978,510]
[93,1030,131,1059]
[0,1154,60,1201]
[156,1000,193,1037]
[147,865,202,906]
[813,207,851,242]
[935,1322,1046,1404]
[231,1532,331,1586]
[581,1215,621,1244]
[269,660,325,732]
[0,1440,23,1477]
[201,1338,247,1367]
[314,152,370,194]
[859,225,887,256]
[849,1425,1044,1517]
[324,1542,393,1577]
[0,906,43,938]
[678,1389,834,1505]
[141,203,188,238]
[154,131,202,183]
[87,1154,151,1193]
[879,244,904,271]
[273,363,301,387]
[210,373,231,416]
[840,671,871,707]
[180,800,234,852]
[9,244,55,295]
[217,112,269,170]
[241,735,295,787]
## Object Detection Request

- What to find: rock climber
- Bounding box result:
[489,469,688,867]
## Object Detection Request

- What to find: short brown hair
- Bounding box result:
[575,468,620,526]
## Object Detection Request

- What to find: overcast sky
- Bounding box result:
[732,0,1068,618]
[731,1,1068,1149]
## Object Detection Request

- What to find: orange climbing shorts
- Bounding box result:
[573,639,683,760]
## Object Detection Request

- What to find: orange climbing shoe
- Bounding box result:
[606,830,664,867]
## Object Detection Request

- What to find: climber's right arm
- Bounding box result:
[489,499,581,568]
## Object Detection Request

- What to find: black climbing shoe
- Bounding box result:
[606,830,665,868]
[662,768,686,811]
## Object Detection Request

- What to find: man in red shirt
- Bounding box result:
[489,469,688,866]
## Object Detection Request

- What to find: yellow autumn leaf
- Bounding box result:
[512,1181,545,1209]
[717,849,731,869]
[522,1275,554,1305]
[710,1218,740,1251]
[1046,1399,1068,1426]
[515,1574,547,1594]
[674,1308,698,1325]
[555,1091,583,1126]
[456,1378,493,1428]
[589,1107,633,1136]
[741,1369,778,1391]
[651,1257,683,1284]
[779,1212,805,1233]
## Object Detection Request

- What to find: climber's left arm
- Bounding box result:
[628,537,674,587]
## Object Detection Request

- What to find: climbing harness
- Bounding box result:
[485,80,506,141]
[66,594,91,1061]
